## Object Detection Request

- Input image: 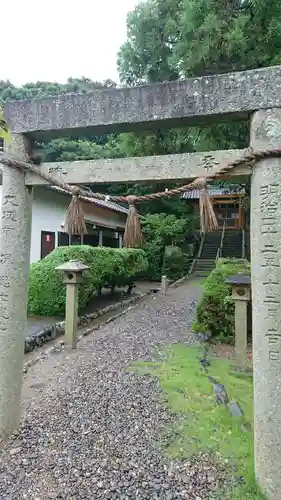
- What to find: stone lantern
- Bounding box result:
[55,260,89,348]
[225,274,251,371]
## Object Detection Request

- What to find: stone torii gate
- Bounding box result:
[1,65,281,499]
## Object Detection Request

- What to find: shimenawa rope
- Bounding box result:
[0,147,280,247]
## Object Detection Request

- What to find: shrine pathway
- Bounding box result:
[25,282,153,338]
[0,281,222,500]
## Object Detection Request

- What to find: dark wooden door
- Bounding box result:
[41,231,56,259]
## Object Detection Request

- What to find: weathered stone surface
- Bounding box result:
[23,149,249,186]
[234,299,249,371]
[0,134,32,438]
[5,65,281,137]
[250,108,281,500]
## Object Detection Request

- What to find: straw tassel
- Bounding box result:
[65,189,87,236]
[123,195,144,248]
[199,188,219,233]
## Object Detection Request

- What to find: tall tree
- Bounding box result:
[117,0,182,85]
[117,0,281,157]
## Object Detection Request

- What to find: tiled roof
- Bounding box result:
[181,185,245,199]
[49,186,128,214]
[0,165,128,214]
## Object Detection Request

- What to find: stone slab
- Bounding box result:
[24,149,249,186]
[4,65,281,138]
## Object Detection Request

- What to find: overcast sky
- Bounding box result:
[1,0,140,86]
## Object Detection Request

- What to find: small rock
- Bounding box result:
[17,469,25,481]
[9,447,21,455]
[228,400,244,417]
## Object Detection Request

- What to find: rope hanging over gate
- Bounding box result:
[1,147,281,248]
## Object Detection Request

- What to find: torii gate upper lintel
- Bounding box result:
[4,64,281,138]
[1,66,281,500]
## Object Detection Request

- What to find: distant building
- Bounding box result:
[181,185,246,230]
[0,184,128,263]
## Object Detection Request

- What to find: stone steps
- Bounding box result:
[190,259,215,278]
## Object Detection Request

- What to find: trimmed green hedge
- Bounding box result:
[28,245,148,317]
[193,258,251,342]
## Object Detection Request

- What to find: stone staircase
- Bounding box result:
[221,229,242,258]
[190,258,216,279]
[190,231,221,279]
[190,229,243,279]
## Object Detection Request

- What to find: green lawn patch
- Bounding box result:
[131,344,265,499]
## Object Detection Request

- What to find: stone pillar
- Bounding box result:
[55,260,89,349]
[0,134,32,438]
[250,108,281,500]
[65,283,79,349]
[234,300,248,371]
[98,229,103,246]
[161,275,168,295]
[118,233,123,248]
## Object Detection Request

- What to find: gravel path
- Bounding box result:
[0,282,225,499]
[25,283,153,339]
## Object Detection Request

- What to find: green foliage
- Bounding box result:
[194,258,250,342]
[162,246,191,281]
[119,0,281,83]
[141,214,193,281]
[0,106,11,144]
[142,213,192,245]
[0,78,117,103]
[118,0,182,85]
[130,344,264,499]
[28,245,147,317]
[141,242,163,281]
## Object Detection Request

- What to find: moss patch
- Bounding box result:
[131,344,265,499]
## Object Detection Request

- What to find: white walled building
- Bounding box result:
[0,185,128,263]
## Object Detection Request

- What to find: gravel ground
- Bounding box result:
[25,283,153,339]
[0,282,226,500]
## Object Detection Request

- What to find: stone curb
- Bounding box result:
[169,275,189,288]
[24,290,153,355]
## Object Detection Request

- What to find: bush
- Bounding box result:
[142,241,164,281]
[194,258,250,342]
[141,213,194,281]
[162,246,191,281]
[28,245,148,317]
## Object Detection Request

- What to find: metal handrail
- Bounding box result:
[216,222,226,261]
[215,247,220,261]
[198,233,205,258]
[242,228,246,259]
[187,233,205,277]
[221,222,226,251]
